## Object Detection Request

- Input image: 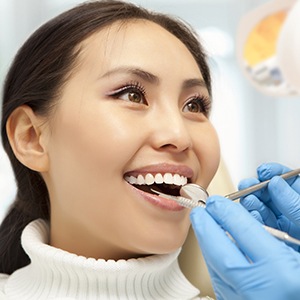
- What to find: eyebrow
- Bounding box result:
[182,78,207,90]
[100,67,159,84]
[100,66,208,90]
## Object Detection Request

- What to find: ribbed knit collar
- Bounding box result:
[4,219,200,299]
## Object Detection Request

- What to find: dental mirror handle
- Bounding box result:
[225,168,300,200]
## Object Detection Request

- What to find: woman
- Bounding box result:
[0,1,220,299]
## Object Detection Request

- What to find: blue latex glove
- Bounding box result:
[239,163,300,251]
[190,196,300,300]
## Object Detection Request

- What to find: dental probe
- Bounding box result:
[151,168,300,246]
[152,188,300,246]
[224,168,300,200]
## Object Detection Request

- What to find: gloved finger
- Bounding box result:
[257,163,292,180]
[239,179,281,217]
[205,196,284,262]
[250,210,264,223]
[258,163,300,195]
[240,194,278,226]
[239,194,261,211]
[277,217,300,251]
[238,177,266,199]
[269,176,300,225]
[238,177,259,190]
[204,262,235,300]
[238,177,272,204]
[190,206,249,274]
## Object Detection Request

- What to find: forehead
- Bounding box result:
[75,19,202,78]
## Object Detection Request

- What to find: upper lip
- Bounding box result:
[124,163,194,180]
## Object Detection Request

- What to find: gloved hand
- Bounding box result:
[190,196,300,300]
[239,162,300,251]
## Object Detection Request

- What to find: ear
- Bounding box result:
[6,105,50,172]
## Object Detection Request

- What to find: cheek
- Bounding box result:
[193,124,220,187]
[45,108,146,219]
[48,107,144,178]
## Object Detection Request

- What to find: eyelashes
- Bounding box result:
[106,81,211,116]
[185,94,211,116]
[106,81,147,105]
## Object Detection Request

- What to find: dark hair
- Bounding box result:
[0,0,211,274]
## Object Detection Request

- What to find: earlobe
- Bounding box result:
[6,105,49,172]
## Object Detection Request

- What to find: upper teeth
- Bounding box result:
[125,173,188,186]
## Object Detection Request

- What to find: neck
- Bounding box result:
[4,219,200,299]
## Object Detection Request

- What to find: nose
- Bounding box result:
[149,107,193,153]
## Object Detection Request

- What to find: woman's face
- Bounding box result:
[43,20,220,259]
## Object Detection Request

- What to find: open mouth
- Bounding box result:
[132,182,181,196]
[124,173,190,197]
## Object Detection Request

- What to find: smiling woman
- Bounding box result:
[0,1,220,299]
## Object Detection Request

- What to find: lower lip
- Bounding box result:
[127,183,186,211]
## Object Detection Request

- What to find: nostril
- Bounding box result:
[159,142,191,153]
[152,125,193,153]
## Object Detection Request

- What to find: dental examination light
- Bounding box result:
[237,0,300,97]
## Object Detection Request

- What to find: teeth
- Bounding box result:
[125,173,188,186]
[145,173,155,185]
[155,173,164,184]
[164,173,173,184]
[137,175,144,185]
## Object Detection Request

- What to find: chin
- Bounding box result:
[148,243,183,256]
[142,230,189,256]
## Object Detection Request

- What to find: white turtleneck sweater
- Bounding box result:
[0,219,210,300]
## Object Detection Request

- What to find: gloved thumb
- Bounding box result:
[269,176,300,225]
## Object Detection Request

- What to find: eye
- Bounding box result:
[183,95,211,116]
[107,82,148,105]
